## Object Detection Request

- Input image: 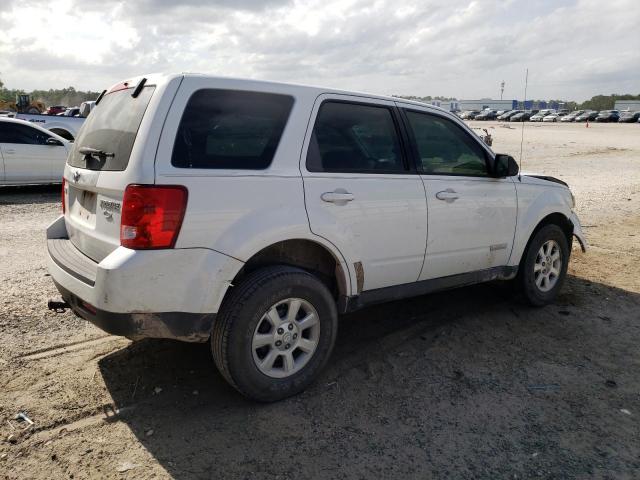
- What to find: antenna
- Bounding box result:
[518,68,528,181]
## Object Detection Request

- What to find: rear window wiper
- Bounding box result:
[78,146,115,159]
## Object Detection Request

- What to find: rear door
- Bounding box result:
[301,95,427,292]
[0,122,54,183]
[399,106,517,280]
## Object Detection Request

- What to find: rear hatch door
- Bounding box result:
[64,77,171,262]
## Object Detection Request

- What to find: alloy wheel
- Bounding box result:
[534,240,562,292]
[251,298,320,378]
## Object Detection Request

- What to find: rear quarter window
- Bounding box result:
[171,89,294,170]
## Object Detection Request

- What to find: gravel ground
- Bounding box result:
[1,121,639,479]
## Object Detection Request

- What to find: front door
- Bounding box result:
[399,106,517,280]
[302,96,428,292]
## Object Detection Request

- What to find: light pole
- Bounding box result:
[500,81,505,100]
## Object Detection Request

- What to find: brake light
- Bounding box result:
[120,185,188,249]
[62,177,66,214]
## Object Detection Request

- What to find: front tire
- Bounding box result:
[212,265,338,402]
[520,224,570,306]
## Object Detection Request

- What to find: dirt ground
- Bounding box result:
[1,121,639,479]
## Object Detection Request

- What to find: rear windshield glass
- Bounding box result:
[68,86,155,171]
[171,89,294,170]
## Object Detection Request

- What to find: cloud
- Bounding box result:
[0,0,638,101]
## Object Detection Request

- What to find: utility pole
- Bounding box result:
[500,80,505,100]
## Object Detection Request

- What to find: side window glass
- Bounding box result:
[21,125,51,145]
[307,101,405,173]
[0,123,12,143]
[0,123,50,145]
[405,111,488,176]
[171,89,294,170]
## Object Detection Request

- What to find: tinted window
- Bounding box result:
[307,101,405,173]
[405,111,488,176]
[172,89,294,170]
[0,122,51,144]
[68,86,155,171]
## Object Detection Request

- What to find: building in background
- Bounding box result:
[428,99,460,112]
[614,100,640,111]
[455,99,568,112]
[457,99,518,112]
[517,100,565,111]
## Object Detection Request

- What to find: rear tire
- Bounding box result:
[519,224,570,307]
[212,265,338,402]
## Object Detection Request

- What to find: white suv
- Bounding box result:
[47,74,587,401]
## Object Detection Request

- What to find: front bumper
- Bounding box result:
[569,211,588,252]
[46,216,242,342]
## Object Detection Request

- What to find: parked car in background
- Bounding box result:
[79,101,96,117]
[474,110,498,120]
[0,117,69,185]
[618,111,640,123]
[510,111,533,122]
[14,112,85,141]
[45,105,67,116]
[595,110,620,123]
[560,110,584,122]
[542,112,566,123]
[530,109,556,122]
[58,107,81,117]
[574,111,599,122]
[459,110,481,120]
[498,110,521,121]
[45,73,586,402]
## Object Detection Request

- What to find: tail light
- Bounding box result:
[61,177,66,214]
[120,185,188,249]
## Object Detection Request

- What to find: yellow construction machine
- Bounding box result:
[0,94,45,114]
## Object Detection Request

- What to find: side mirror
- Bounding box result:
[46,137,64,146]
[494,154,519,177]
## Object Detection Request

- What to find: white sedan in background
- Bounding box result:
[542,113,566,122]
[0,117,69,185]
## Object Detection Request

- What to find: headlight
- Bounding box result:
[570,191,576,209]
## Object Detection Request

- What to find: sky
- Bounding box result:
[0,0,638,102]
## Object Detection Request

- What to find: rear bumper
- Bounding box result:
[54,280,216,341]
[46,216,243,342]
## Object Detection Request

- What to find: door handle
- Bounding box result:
[321,190,354,205]
[435,189,459,202]
[3,149,15,154]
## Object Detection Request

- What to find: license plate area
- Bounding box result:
[70,187,97,227]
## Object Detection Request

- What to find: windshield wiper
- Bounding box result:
[78,146,115,159]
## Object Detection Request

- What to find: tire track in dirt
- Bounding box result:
[22,404,137,446]
[17,335,124,361]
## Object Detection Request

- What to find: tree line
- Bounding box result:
[0,77,100,108]
[1,75,638,111]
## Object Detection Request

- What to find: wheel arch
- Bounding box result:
[225,238,352,307]
[49,128,74,141]
[514,212,573,268]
